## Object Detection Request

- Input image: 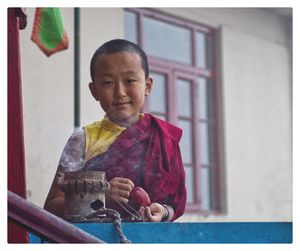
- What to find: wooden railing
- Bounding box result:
[8,191,104,243]
[8,191,292,243]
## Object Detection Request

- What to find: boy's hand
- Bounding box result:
[139,203,165,222]
[108,177,134,204]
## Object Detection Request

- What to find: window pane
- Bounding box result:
[198,77,208,119]
[198,167,211,211]
[208,167,217,210]
[178,120,193,164]
[176,79,192,117]
[199,122,210,165]
[143,17,192,64]
[124,11,138,43]
[196,32,212,69]
[148,72,167,114]
[196,32,208,69]
[199,122,216,166]
[198,78,214,119]
[198,167,217,210]
[208,125,216,166]
[184,167,194,203]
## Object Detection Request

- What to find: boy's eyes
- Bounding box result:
[101,80,113,85]
[100,79,137,85]
[126,79,136,84]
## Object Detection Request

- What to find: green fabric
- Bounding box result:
[38,8,65,49]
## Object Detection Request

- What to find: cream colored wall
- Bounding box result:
[180,24,292,222]
[221,27,291,222]
[20,8,124,207]
[20,8,73,207]
[166,8,292,222]
[80,8,124,126]
[20,8,292,222]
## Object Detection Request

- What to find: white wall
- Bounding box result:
[20,8,292,222]
[221,27,292,222]
[80,8,124,126]
[168,8,292,222]
[21,8,74,207]
[20,8,124,207]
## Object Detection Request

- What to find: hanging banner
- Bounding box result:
[31,8,69,57]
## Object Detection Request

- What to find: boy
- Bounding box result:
[44,39,186,222]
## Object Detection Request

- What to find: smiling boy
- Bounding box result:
[44,39,186,222]
[89,49,152,127]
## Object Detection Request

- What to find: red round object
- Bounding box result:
[129,186,151,210]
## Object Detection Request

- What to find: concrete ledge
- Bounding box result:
[30,222,292,243]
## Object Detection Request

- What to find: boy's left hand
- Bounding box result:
[139,203,164,222]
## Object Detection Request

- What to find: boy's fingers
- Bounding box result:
[117,189,130,198]
[109,186,130,198]
[139,207,148,222]
[120,197,129,204]
[117,178,135,188]
[111,193,129,204]
[145,207,153,219]
[110,177,134,189]
[144,206,163,222]
[116,183,133,192]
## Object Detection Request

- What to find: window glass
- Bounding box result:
[143,16,192,64]
[206,35,213,70]
[208,167,217,210]
[198,77,208,119]
[198,78,214,119]
[196,32,208,69]
[124,11,138,43]
[148,72,167,114]
[184,167,194,203]
[199,167,211,211]
[124,8,220,214]
[199,122,210,165]
[177,79,192,117]
[178,120,193,164]
[208,125,216,166]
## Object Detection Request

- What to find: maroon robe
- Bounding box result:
[84,114,186,221]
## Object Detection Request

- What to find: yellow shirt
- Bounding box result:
[84,114,144,161]
[84,118,126,161]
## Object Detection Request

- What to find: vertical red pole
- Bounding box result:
[7,8,28,243]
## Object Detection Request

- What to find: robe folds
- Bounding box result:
[84,114,187,221]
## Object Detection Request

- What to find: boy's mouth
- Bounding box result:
[113,101,132,106]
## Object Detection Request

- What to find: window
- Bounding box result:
[125,8,223,215]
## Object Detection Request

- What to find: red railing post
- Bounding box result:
[7,7,28,243]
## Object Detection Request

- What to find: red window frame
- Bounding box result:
[125,8,224,215]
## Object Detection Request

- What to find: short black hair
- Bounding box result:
[90,39,149,82]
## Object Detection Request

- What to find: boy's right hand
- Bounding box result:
[108,177,134,204]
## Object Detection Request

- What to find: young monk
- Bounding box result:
[44,39,186,222]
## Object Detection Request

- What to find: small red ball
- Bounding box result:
[129,186,151,210]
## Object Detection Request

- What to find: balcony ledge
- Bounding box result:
[30,222,292,243]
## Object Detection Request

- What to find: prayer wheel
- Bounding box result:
[59,171,110,222]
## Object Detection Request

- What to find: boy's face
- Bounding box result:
[89,52,153,126]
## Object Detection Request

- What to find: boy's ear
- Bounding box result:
[89,82,99,101]
[145,77,153,96]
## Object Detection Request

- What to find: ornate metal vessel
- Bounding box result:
[59,171,110,222]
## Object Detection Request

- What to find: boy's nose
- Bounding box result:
[114,82,126,97]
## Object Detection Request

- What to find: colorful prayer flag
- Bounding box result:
[31,8,69,57]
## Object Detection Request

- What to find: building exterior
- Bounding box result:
[19,7,292,222]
